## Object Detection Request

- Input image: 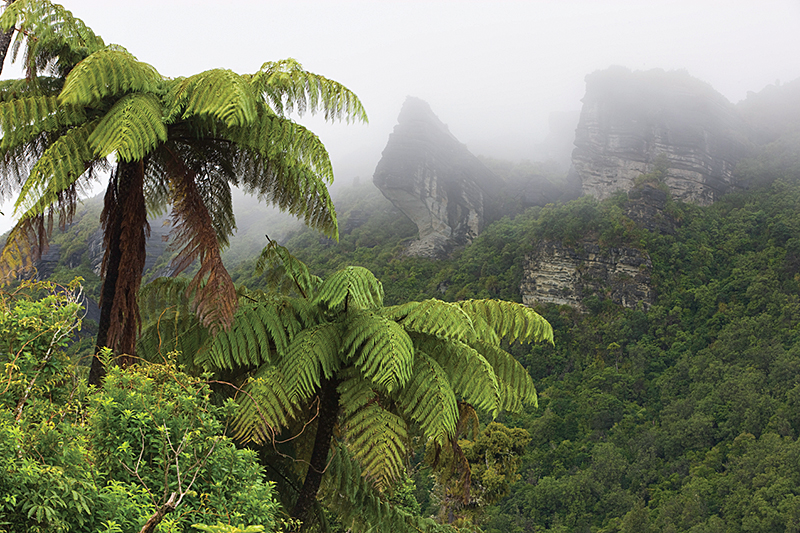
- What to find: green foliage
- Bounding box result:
[141,245,551,531]
[0,279,282,532]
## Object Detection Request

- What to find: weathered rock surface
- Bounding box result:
[624,183,677,235]
[572,67,750,206]
[373,97,497,257]
[520,240,654,311]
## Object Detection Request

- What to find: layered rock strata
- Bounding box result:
[572,67,750,206]
[373,97,497,258]
[520,240,654,311]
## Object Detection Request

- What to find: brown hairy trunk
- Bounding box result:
[291,378,340,530]
[90,161,149,384]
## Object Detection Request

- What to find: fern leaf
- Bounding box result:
[252,58,368,123]
[320,445,450,533]
[233,139,338,239]
[281,323,342,403]
[0,215,47,283]
[457,299,554,345]
[13,119,98,217]
[343,311,414,394]
[382,299,476,343]
[88,92,166,161]
[168,69,258,127]
[60,49,163,106]
[416,335,501,416]
[255,239,320,298]
[232,366,295,443]
[342,400,408,491]
[167,164,237,334]
[474,339,538,409]
[0,95,85,151]
[398,352,458,445]
[200,303,288,370]
[1,0,105,77]
[314,266,383,312]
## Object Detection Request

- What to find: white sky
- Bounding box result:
[2,0,800,233]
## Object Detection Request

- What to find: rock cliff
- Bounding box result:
[373,97,497,258]
[572,67,750,206]
[520,240,654,312]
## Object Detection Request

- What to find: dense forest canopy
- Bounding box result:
[2,2,800,533]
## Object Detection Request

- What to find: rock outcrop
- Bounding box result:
[373,97,497,257]
[572,67,750,206]
[520,241,654,312]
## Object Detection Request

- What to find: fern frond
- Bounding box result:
[343,311,414,394]
[88,92,166,161]
[382,299,476,343]
[167,163,237,334]
[398,351,458,445]
[13,119,98,217]
[167,69,258,127]
[199,302,287,371]
[474,339,538,410]
[320,445,451,533]
[1,0,105,77]
[314,266,383,312]
[136,312,210,372]
[225,110,335,180]
[280,323,342,403]
[138,276,192,325]
[252,58,368,123]
[415,334,501,415]
[457,299,554,345]
[0,77,63,102]
[343,400,408,491]
[59,49,163,107]
[0,215,47,283]
[0,95,85,151]
[232,366,295,443]
[255,239,320,298]
[233,141,338,239]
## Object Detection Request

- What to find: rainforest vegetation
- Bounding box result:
[2,2,800,533]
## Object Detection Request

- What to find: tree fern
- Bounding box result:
[168,69,258,127]
[88,93,166,161]
[231,366,295,444]
[457,299,554,345]
[343,311,414,394]
[344,400,409,491]
[415,334,501,415]
[473,339,538,408]
[382,299,476,343]
[13,120,97,217]
[281,323,342,403]
[59,48,163,107]
[397,352,459,444]
[313,266,383,311]
[251,58,368,124]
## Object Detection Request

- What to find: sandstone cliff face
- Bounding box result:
[572,67,750,206]
[520,241,654,312]
[373,97,496,258]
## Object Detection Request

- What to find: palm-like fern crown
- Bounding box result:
[146,244,552,521]
[0,0,367,342]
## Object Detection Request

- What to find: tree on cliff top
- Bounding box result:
[0,0,366,384]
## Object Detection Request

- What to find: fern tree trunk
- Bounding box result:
[89,160,149,385]
[291,377,341,529]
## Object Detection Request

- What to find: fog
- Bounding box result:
[1,0,800,233]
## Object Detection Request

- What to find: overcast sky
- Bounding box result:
[2,0,800,233]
